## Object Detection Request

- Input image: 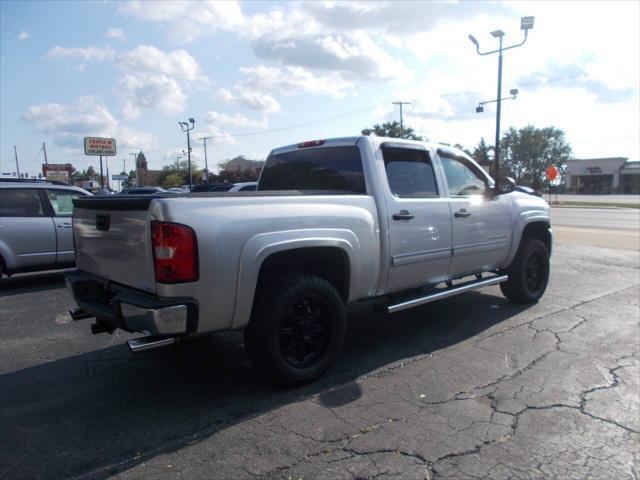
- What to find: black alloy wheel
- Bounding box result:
[524,250,545,293]
[500,237,550,304]
[279,297,332,368]
[245,274,346,385]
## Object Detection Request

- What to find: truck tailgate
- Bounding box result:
[72,196,157,294]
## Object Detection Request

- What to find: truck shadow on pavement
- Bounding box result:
[0,291,532,480]
[0,271,67,297]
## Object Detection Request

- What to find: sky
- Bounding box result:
[1,0,638,177]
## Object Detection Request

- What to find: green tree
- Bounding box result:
[123,170,136,188]
[471,138,493,166]
[361,121,425,140]
[500,125,572,190]
[162,173,185,188]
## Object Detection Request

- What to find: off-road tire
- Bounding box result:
[244,274,346,385]
[500,238,550,304]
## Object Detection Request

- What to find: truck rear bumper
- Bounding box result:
[65,269,198,335]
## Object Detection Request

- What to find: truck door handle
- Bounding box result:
[454,209,471,218]
[393,210,414,221]
[57,223,72,228]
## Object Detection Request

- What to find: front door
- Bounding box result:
[437,152,512,277]
[381,144,452,293]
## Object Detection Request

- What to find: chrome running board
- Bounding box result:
[387,274,508,314]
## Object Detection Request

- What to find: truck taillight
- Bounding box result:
[151,221,198,283]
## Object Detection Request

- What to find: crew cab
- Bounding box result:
[66,136,552,384]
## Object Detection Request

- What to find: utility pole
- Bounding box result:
[42,142,48,164]
[122,158,126,192]
[199,136,212,182]
[99,155,104,188]
[14,145,21,178]
[129,152,138,186]
[392,101,411,138]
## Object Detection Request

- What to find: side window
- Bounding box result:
[239,185,256,191]
[46,189,80,217]
[382,147,438,197]
[0,189,46,217]
[440,157,486,196]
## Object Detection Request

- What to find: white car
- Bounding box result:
[228,182,258,192]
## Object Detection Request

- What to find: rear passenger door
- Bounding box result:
[45,189,84,265]
[0,188,57,270]
[380,143,452,293]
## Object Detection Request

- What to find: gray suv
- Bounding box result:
[0,180,90,277]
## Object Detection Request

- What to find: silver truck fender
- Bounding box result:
[506,211,552,267]
[231,229,360,330]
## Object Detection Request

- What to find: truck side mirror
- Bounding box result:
[496,176,516,195]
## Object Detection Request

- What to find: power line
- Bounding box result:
[206,105,378,138]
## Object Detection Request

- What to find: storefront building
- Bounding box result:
[566,157,640,194]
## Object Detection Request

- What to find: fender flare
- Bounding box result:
[506,213,551,266]
[231,229,360,330]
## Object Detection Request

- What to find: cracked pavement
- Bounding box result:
[1,244,638,480]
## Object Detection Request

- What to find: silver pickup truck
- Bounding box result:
[67,136,552,384]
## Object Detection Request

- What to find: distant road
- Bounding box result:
[548,194,639,205]
[551,206,639,250]
[551,207,640,231]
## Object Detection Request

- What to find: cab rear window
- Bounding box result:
[258,146,366,193]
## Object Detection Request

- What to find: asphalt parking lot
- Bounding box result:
[1,242,639,480]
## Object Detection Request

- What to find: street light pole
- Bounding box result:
[495,33,503,179]
[199,136,212,182]
[469,16,534,179]
[179,118,195,190]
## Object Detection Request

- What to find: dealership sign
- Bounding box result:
[43,163,74,182]
[84,137,116,156]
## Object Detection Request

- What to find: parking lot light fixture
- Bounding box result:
[521,16,535,30]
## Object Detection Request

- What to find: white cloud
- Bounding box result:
[203,111,268,129]
[119,0,245,43]
[105,27,126,42]
[216,88,281,114]
[120,1,411,84]
[117,45,205,81]
[21,96,157,151]
[119,74,186,120]
[239,65,352,98]
[46,45,116,61]
[115,46,206,118]
[17,30,29,41]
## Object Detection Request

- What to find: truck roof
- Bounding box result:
[269,135,448,157]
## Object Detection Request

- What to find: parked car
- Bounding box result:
[0,179,90,277]
[228,182,258,192]
[119,187,168,195]
[67,136,552,384]
[190,182,257,193]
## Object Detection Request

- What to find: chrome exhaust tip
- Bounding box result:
[127,336,177,354]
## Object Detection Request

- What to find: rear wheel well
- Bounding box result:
[521,221,551,254]
[256,247,350,303]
